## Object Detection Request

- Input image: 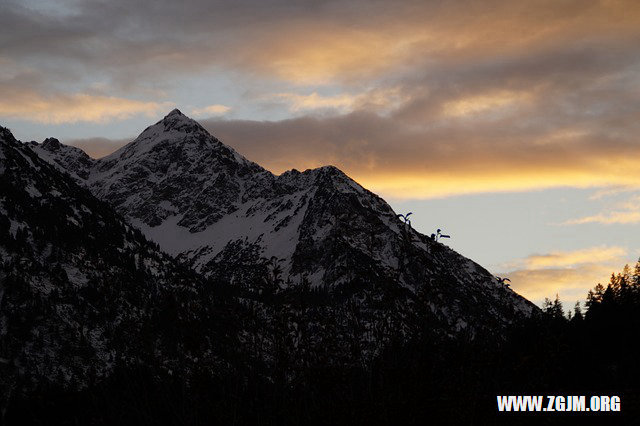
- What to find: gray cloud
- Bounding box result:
[67,137,130,158]
[2,0,640,197]
[3,0,639,89]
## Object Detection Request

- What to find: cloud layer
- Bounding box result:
[497,245,635,305]
[564,195,640,225]
[0,90,171,124]
[2,0,640,197]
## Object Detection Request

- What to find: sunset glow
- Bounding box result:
[2,0,639,306]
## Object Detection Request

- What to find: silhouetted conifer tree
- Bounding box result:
[572,301,583,321]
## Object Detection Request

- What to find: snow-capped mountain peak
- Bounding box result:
[28,109,537,335]
[98,108,248,166]
[166,107,184,116]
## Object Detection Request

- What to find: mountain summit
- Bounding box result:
[31,110,537,337]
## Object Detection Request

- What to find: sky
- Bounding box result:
[2,0,639,307]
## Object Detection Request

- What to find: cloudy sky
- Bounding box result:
[2,0,639,306]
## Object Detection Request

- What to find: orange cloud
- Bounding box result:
[564,195,640,225]
[201,111,640,200]
[229,1,640,85]
[358,169,620,200]
[496,245,633,305]
[237,22,429,85]
[191,104,231,117]
[521,246,627,268]
[268,92,357,112]
[264,88,408,114]
[306,155,640,200]
[566,211,640,225]
[441,90,532,118]
[505,264,617,306]
[0,89,171,124]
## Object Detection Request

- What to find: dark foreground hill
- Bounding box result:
[0,126,245,421]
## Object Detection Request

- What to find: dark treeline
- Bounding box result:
[6,261,640,425]
[529,260,640,394]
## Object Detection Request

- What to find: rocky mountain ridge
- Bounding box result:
[30,109,537,336]
[0,125,239,401]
